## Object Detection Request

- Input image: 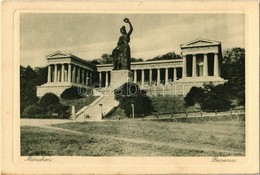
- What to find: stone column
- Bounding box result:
[157,68,160,84]
[149,69,152,85]
[141,69,145,85]
[105,71,108,87]
[165,68,168,85]
[47,65,51,83]
[173,68,177,82]
[82,69,85,84]
[57,67,61,82]
[99,72,102,85]
[77,67,81,84]
[134,70,137,83]
[61,64,64,82]
[54,64,57,82]
[64,70,67,82]
[68,64,72,82]
[214,53,219,77]
[72,65,76,83]
[86,71,89,86]
[192,54,197,77]
[89,72,92,86]
[203,53,208,76]
[182,55,186,78]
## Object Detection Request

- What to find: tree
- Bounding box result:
[131,57,144,62]
[184,87,205,107]
[200,83,232,111]
[20,66,39,113]
[147,51,181,61]
[34,66,48,85]
[184,83,232,111]
[39,93,60,110]
[22,104,44,117]
[114,83,153,117]
[100,53,113,64]
[61,86,92,99]
[222,48,245,105]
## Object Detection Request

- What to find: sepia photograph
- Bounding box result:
[1,1,259,175]
[20,13,245,157]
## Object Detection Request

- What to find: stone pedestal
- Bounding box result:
[110,70,133,89]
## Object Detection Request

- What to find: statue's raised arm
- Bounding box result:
[112,18,133,70]
[124,18,133,36]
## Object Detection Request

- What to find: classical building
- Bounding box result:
[37,39,226,97]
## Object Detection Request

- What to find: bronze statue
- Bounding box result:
[112,18,133,70]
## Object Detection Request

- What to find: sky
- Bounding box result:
[20,13,245,67]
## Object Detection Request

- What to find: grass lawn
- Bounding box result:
[60,96,98,113]
[21,115,245,156]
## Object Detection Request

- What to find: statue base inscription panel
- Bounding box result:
[110,70,133,88]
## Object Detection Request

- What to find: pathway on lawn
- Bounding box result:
[21,119,73,126]
[21,120,243,156]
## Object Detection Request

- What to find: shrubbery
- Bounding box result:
[22,104,44,117]
[184,87,205,107]
[39,93,60,109]
[184,83,232,111]
[22,93,70,119]
[114,83,153,117]
[152,95,186,113]
[61,86,92,100]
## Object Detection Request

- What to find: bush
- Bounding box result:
[22,104,44,117]
[47,103,70,119]
[200,83,232,111]
[114,83,153,117]
[184,83,232,111]
[184,87,205,107]
[151,95,186,113]
[61,86,92,100]
[39,93,60,109]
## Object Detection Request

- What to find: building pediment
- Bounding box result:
[46,51,71,59]
[180,39,220,49]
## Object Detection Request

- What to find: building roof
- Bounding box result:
[180,38,221,49]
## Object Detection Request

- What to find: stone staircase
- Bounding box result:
[74,91,119,122]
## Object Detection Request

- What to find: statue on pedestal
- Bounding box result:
[112,18,133,70]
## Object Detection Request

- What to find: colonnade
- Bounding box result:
[47,63,93,85]
[182,53,219,78]
[99,71,110,87]
[132,68,178,85]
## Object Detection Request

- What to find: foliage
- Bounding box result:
[47,103,70,119]
[147,51,181,61]
[114,83,153,117]
[90,54,113,65]
[200,83,232,111]
[184,83,232,111]
[184,87,205,107]
[89,59,101,65]
[151,95,186,113]
[61,96,98,113]
[222,48,245,105]
[131,57,144,62]
[22,104,44,117]
[20,65,47,113]
[39,93,60,110]
[185,47,245,110]
[99,53,113,64]
[60,86,92,100]
[20,66,71,118]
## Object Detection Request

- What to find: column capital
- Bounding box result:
[213,52,218,55]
